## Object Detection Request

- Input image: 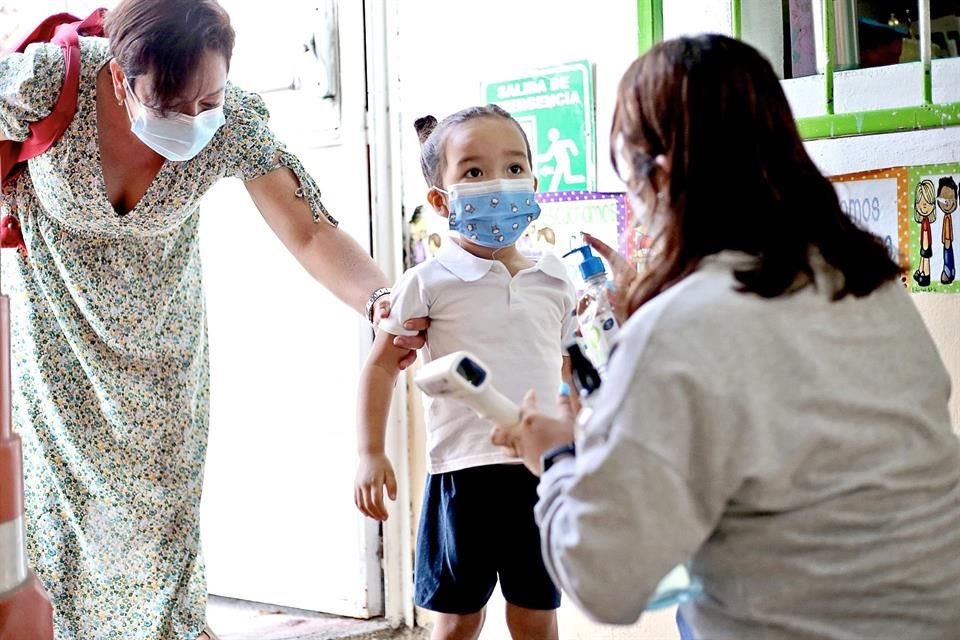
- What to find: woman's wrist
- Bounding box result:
[540,442,576,474]
[365,287,391,324]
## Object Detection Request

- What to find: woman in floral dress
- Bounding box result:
[0,0,421,638]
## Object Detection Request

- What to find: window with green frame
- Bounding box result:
[636,0,960,140]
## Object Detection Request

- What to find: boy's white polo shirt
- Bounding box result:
[380,239,578,474]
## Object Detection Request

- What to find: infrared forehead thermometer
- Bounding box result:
[414,351,521,427]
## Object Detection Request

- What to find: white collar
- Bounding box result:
[436,238,570,284]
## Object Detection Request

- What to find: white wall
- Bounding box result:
[663,0,786,81]
[662,0,732,41]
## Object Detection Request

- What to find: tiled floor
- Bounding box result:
[206,595,421,640]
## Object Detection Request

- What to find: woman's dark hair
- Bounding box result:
[415,105,533,188]
[105,0,235,114]
[612,35,900,313]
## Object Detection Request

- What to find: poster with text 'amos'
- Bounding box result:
[829,167,911,289]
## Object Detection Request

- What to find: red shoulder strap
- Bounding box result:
[16,9,107,160]
[1,9,106,253]
[9,13,79,53]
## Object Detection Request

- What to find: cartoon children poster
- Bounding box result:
[908,163,960,293]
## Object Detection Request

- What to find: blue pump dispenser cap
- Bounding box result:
[563,245,606,280]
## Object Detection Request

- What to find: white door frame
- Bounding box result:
[364,0,415,629]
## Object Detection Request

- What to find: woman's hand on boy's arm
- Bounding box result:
[355,453,397,521]
[391,316,430,370]
[372,300,429,371]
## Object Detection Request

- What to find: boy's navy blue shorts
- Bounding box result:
[414,463,561,614]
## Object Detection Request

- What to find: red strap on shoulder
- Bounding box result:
[16,27,80,158]
[16,9,107,160]
[1,9,106,254]
[8,12,79,53]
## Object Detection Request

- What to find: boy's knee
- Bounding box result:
[431,609,485,640]
[505,604,558,640]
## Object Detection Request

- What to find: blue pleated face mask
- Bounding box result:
[440,178,541,248]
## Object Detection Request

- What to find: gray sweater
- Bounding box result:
[536,252,960,639]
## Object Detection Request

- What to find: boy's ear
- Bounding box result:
[427,188,449,218]
[532,176,539,191]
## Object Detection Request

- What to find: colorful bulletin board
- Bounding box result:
[829,167,910,273]
[524,191,633,286]
[906,163,960,294]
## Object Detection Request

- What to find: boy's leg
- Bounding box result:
[431,610,486,640]
[415,470,498,639]
[505,603,558,640]
[495,465,562,640]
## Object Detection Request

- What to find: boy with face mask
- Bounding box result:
[353,105,577,640]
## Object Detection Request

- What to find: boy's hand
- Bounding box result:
[355,453,397,521]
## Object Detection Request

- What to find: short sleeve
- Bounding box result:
[377,267,431,337]
[218,84,338,226]
[0,42,66,141]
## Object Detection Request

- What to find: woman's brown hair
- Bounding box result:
[105,0,235,114]
[612,35,900,314]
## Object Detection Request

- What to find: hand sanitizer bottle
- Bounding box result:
[563,245,620,374]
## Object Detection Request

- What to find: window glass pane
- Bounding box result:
[741,1,817,79]
[929,1,960,59]
[784,0,819,78]
[847,1,958,70]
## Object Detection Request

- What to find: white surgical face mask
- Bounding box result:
[124,79,225,162]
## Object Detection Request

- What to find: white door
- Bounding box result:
[198,0,382,618]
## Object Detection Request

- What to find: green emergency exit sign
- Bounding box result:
[483,60,596,192]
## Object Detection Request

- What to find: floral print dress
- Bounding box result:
[0,38,334,640]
